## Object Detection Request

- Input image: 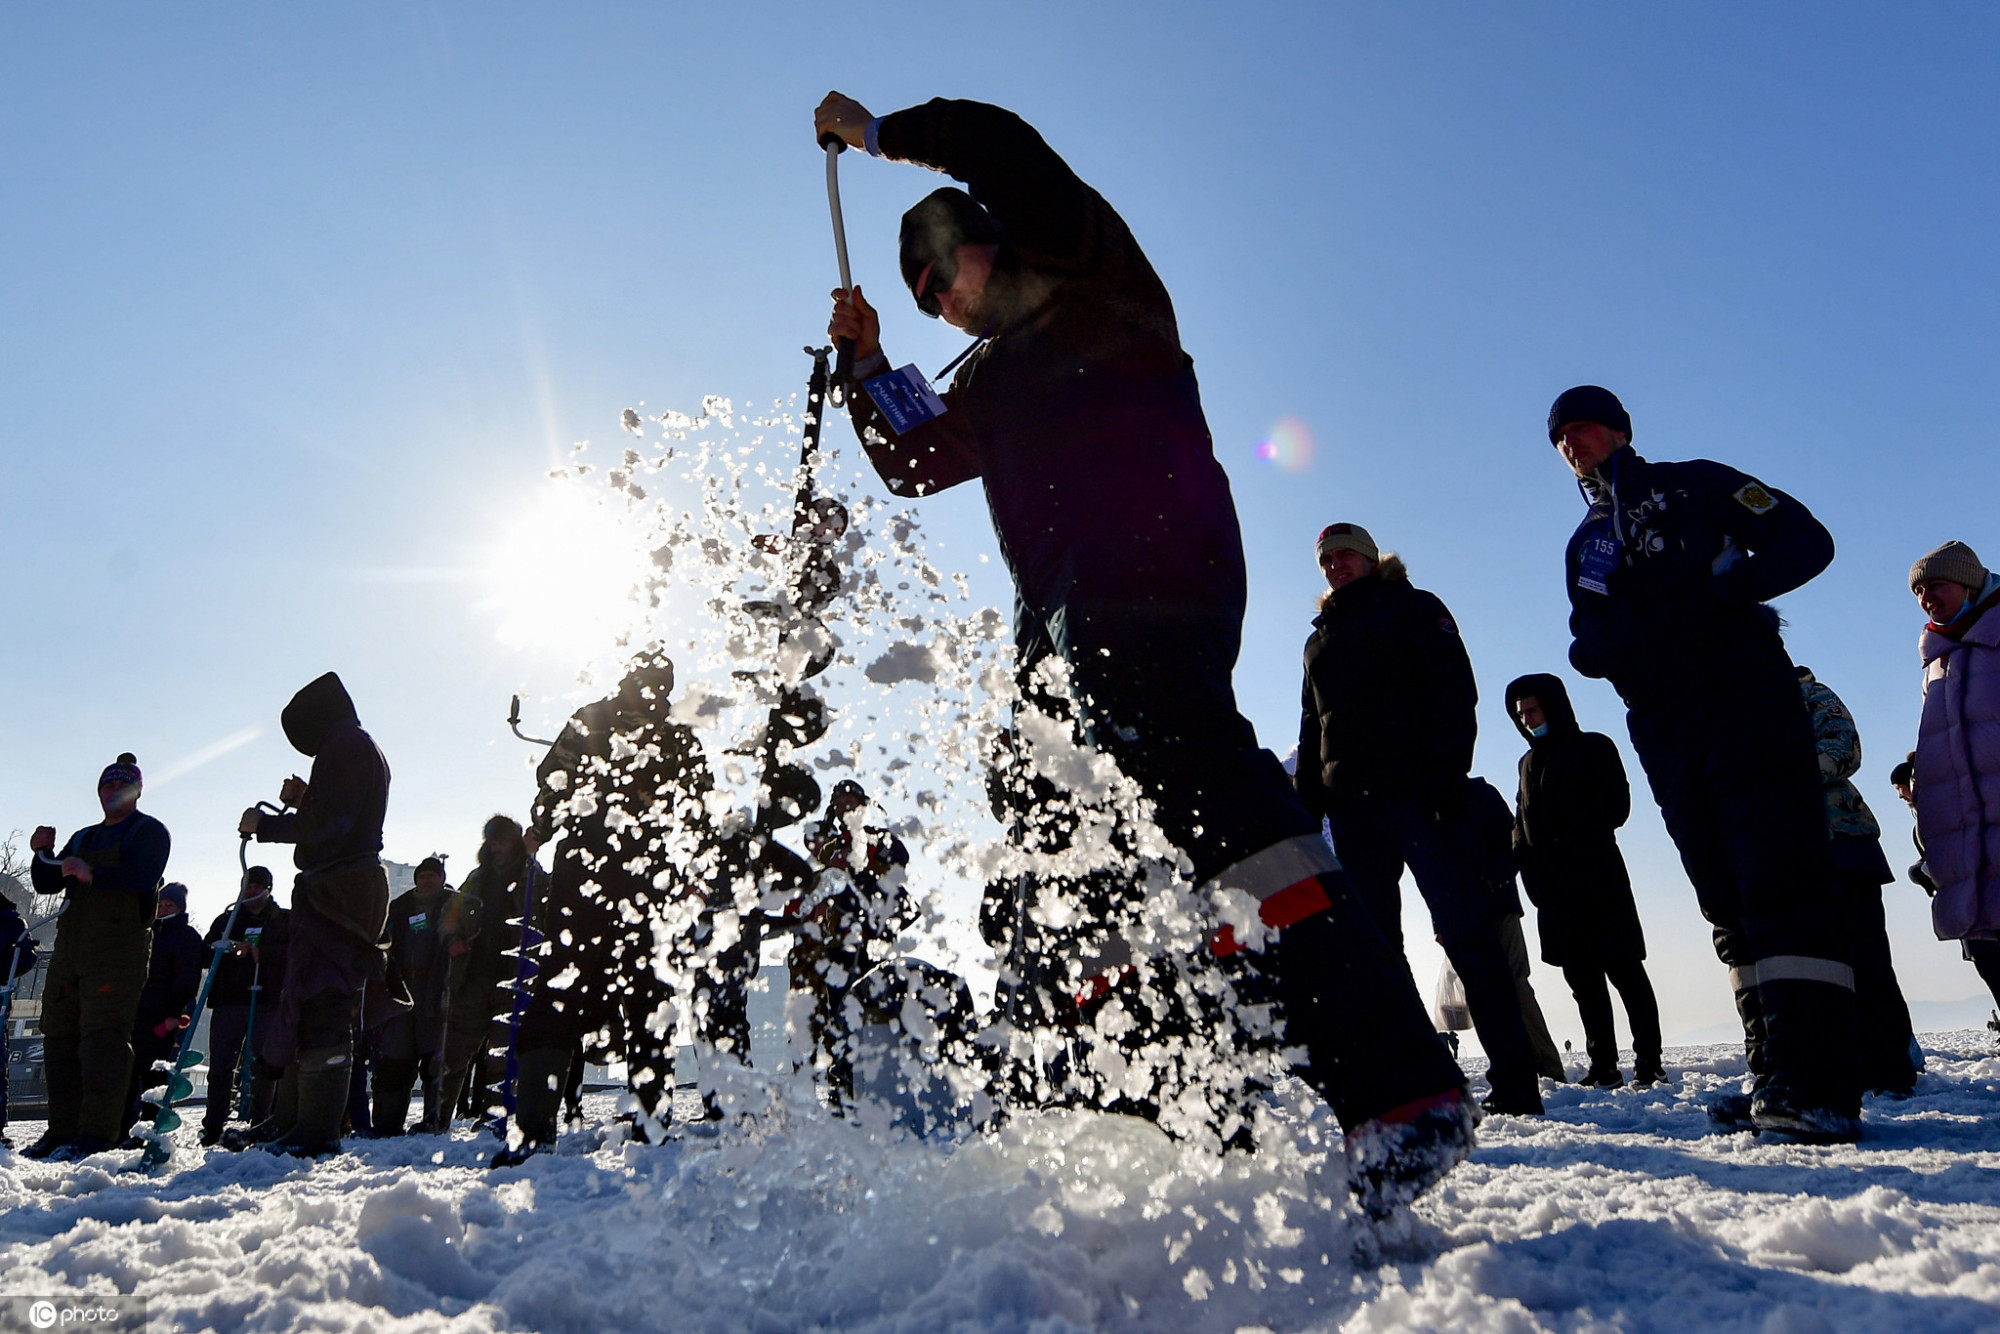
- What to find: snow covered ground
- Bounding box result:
[4,1032,2000,1333]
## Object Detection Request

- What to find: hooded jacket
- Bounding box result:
[1564,448,1833,706]
[1915,574,2000,939]
[255,672,391,874]
[1294,556,1478,813]
[844,99,1246,631]
[1504,673,1646,966]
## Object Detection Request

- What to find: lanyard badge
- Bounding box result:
[1576,528,1621,595]
[863,364,948,433]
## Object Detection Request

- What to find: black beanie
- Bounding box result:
[1547,385,1632,444]
[899,188,1002,297]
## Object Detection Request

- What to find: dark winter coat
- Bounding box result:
[845,99,1247,633]
[254,672,391,873]
[201,899,290,1008]
[1504,674,1646,966]
[531,697,712,862]
[136,911,204,1022]
[31,812,171,908]
[1564,448,1833,707]
[388,885,455,1024]
[1466,777,1526,919]
[1294,557,1478,814]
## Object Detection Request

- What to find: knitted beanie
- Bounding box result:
[1316,523,1379,563]
[1547,385,1632,444]
[1909,540,1987,592]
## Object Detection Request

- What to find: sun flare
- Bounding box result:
[481,481,653,657]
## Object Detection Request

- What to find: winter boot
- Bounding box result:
[1633,1057,1665,1088]
[1706,1091,1756,1132]
[1751,977,1861,1143]
[1344,1088,1480,1221]
[47,1133,114,1163]
[372,1058,418,1137]
[269,1043,353,1158]
[38,1033,82,1149]
[1577,1064,1624,1089]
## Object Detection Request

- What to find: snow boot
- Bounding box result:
[1750,1087,1861,1143]
[1705,1091,1756,1133]
[47,1133,113,1163]
[1577,1065,1624,1089]
[268,1044,352,1159]
[20,1130,69,1160]
[1344,1088,1480,1221]
[1632,1057,1665,1088]
[1479,1083,1545,1116]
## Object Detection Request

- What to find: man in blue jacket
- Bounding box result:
[1550,384,1858,1139]
[820,92,1473,1215]
[24,754,171,1160]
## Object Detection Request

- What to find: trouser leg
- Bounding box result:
[41,1035,82,1144]
[1966,939,2000,1010]
[1604,959,1662,1064]
[1564,964,1619,1074]
[1391,800,1537,1103]
[1272,873,1468,1131]
[79,1029,137,1144]
[204,1006,250,1137]
[372,1058,418,1136]
[1322,805,1409,959]
[512,1046,572,1147]
[1840,866,1918,1092]
[1630,675,1857,1114]
[1499,915,1565,1080]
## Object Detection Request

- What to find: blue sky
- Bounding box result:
[4,4,1995,1045]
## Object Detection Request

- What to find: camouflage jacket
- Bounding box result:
[1800,670,1880,840]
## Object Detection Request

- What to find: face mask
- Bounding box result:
[1529,723,1549,738]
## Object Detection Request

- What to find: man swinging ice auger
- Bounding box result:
[818,91,1473,1216]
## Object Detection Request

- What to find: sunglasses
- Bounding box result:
[913,254,957,319]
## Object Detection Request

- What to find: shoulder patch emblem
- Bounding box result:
[1733,483,1778,514]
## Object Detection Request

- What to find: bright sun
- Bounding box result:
[481,482,653,656]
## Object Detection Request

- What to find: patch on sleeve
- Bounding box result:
[1733,483,1778,514]
[1439,617,1459,636]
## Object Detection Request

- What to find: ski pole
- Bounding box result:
[821,133,855,389]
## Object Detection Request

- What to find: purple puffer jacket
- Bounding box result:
[1916,587,2000,939]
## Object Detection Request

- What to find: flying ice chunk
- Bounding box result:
[865,640,942,685]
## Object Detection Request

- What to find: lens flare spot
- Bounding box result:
[1254,418,1313,473]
